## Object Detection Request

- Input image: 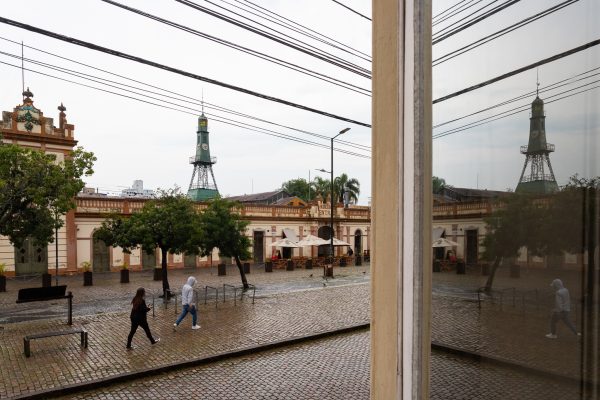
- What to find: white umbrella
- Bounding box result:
[268,238,301,248]
[331,237,351,246]
[432,238,459,247]
[296,235,329,247]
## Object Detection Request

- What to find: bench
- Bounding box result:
[24,328,88,357]
[16,285,73,325]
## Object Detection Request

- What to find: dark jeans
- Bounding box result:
[127,317,155,347]
[550,311,578,335]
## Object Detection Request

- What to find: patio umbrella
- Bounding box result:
[296,234,329,247]
[331,238,351,246]
[268,238,301,248]
[432,238,459,247]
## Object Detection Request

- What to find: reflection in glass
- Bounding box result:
[431,0,599,397]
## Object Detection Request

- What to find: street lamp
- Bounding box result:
[327,127,350,277]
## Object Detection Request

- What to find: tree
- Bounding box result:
[198,197,251,289]
[281,178,311,201]
[432,176,447,194]
[481,193,539,292]
[0,141,95,247]
[96,188,202,297]
[311,176,330,200]
[334,173,360,204]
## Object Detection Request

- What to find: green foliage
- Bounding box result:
[0,142,95,247]
[80,261,91,272]
[198,197,251,260]
[311,176,330,199]
[281,178,311,201]
[96,188,201,256]
[334,173,360,204]
[0,262,5,275]
[432,176,449,194]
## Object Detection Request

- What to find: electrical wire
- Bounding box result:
[236,0,371,58]
[330,0,371,21]
[433,66,600,128]
[0,16,372,128]
[433,79,600,139]
[99,0,371,95]
[433,38,600,104]
[433,0,475,22]
[173,0,371,77]
[0,58,371,158]
[433,0,580,66]
[433,0,490,27]
[433,0,522,44]
[0,37,371,151]
[211,0,370,61]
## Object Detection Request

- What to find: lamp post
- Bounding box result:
[326,128,350,277]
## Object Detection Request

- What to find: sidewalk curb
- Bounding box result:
[10,323,371,400]
[431,341,586,387]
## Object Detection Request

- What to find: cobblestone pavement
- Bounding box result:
[57,330,371,400]
[430,351,581,399]
[0,264,370,323]
[54,331,581,400]
[0,265,588,399]
[0,282,370,399]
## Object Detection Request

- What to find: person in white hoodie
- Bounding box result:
[174,276,200,330]
[545,278,580,339]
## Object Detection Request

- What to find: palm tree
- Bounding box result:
[311,176,330,199]
[334,173,360,204]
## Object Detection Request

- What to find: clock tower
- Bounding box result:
[187,113,219,201]
[515,87,558,193]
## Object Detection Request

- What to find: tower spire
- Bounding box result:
[536,68,540,97]
[515,89,558,194]
[187,112,219,201]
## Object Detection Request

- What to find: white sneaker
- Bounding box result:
[545,333,558,339]
[192,325,201,330]
[173,323,178,331]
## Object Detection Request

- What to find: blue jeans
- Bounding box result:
[175,304,197,326]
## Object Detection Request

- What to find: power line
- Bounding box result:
[211,0,370,61]
[174,0,371,77]
[433,79,600,139]
[0,16,372,128]
[0,57,371,157]
[433,0,523,44]
[99,0,370,95]
[237,0,371,58]
[433,0,580,66]
[0,37,371,150]
[433,38,600,104]
[433,0,490,27]
[433,0,476,22]
[433,66,600,129]
[330,0,371,21]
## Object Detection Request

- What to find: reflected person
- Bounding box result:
[545,279,580,339]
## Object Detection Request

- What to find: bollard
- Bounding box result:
[218,263,226,276]
[265,262,273,272]
[243,263,250,274]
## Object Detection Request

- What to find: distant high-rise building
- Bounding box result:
[121,180,155,198]
[516,88,558,194]
[187,113,219,201]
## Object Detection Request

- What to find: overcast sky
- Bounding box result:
[0,0,598,202]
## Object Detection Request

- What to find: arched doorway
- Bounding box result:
[92,232,110,272]
[354,230,363,256]
[317,226,334,257]
[142,248,157,270]
[14,238,48,276]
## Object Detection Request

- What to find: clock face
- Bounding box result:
[200,120,207,127]
[201,143,208,150]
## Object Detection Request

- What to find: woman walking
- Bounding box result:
[127,287,160,349]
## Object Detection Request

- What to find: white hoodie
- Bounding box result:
[182,276,197,306]
[551,278,571,312]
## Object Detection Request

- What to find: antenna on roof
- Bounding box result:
[21,41,25,97]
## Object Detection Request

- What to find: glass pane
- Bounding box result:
[431,0,599,398]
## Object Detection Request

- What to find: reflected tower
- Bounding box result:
[515,87,559,193]
[187,113,219,201]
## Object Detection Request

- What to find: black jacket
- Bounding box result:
[130,299,150,320]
